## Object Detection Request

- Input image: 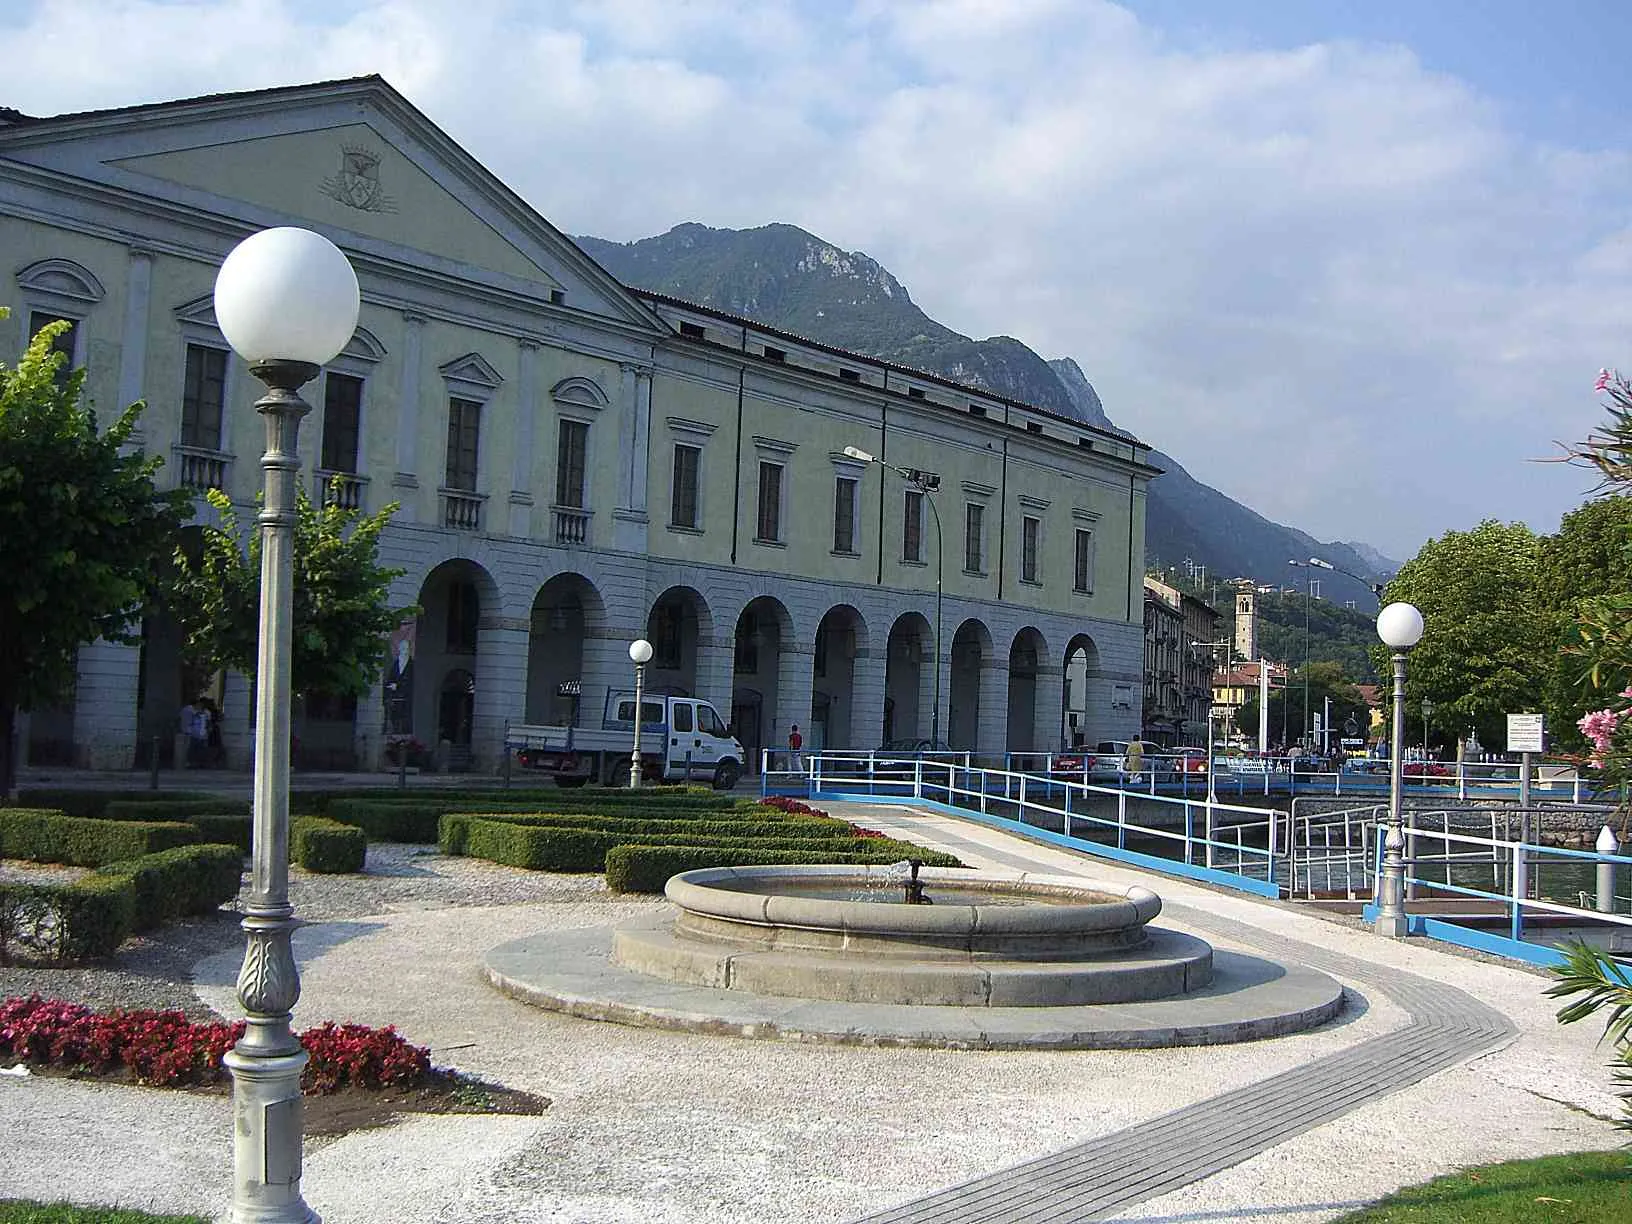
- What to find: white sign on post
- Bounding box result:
[1506,713,1545,754]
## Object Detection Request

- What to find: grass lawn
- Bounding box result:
[1332,1150,1632,1222]
[0,1205,207,1223]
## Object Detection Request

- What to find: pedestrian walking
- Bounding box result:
[788,724,804,772]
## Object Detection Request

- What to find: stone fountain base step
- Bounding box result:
[484,921,1348,1050]
[613,918,1214,1006]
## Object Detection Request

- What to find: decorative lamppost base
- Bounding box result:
[222,1045,319,1223]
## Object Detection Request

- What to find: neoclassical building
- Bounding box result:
[0,77,1157,774]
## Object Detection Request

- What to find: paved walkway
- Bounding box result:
[0,796,1621,1223]
[852,823,1514,1221]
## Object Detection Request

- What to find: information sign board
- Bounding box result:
[1506,713,1545,754]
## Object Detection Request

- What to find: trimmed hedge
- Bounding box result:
[186,813,254,855]
[331,792,781,846]
[459,817,939,874]
[291,817,367,874]
[103,798,251,822]
[0,843,245,963]
[0,809,199,867]
[11,788,214,819]
[438,810,845,856]
[97,844,245,931]
[605,845,963,894]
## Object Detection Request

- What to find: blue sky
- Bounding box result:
[4,0,1630,564]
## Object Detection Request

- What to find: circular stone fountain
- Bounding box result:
[484,862,1348,1048]
[615,864,1211,1006]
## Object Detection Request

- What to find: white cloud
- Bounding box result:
[3,0,1624,557]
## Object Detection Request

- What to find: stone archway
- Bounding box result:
[526,573,607,726]
[646,585,714,698]
[885,612,933,745]
[413,557,501,769]
[949,618,994,752]
[731,595,794,772]
[812,604,870,751]
[1063,633,1103,748]
[1006,627,1048,752]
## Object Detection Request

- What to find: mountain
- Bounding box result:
[577,222,1390,610]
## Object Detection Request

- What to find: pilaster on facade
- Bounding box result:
[848,648,888,752]
[976,657,1009,756]
[392,313,426,521]
[471,619,529,772]
[72,640,141,769]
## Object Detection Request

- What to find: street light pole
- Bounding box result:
[629,638,653,788]
[1375,601,1424,938]
[843,446,942,744]
[213,226,360,1223]
[1421,697,1434,760]
[1308,555,1387,602]
[1288,560,1312,751]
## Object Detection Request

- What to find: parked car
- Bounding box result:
[1055,740,1168,782]
[1172,747,1209,775]
[868,738,954,779]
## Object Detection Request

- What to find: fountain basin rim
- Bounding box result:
[666,865,1161,938]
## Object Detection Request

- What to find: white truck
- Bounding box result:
[504,690,747,789]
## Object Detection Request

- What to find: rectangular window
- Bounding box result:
[181,344,228,450]
[679,322,705,340]
[965,503,985,573]
[556,419,588,508]
[763,345,786,362]
[672,703,694,734]
[671,443,700,528]
[1021,515,1041,583]
[1075,528,1096,594]
[29,312,77,386]
[833,475,857,553]
[757,461,783,542]
[320,373,363,473]
[445,397,481,491]
[839,368,860,383]
[903,490,924,562]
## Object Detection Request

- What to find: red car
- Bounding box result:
[1173,748,1209,775]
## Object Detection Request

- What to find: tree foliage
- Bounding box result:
[0,314,190,795]
[168,482,411,701]
[1373,519,1552,750]
[1234,660,1369,748]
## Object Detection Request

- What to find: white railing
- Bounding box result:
[1285,800,1385,900]
[315,470,367,510]
[441,489,485,531]
[553,505,591,545]
[792,751,1284,894]
[173,444,231,492]
[1386,822,1632,945]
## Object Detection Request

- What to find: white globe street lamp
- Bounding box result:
[629,638,654,788]
[1375,601,1424,938]
[214,226,359,1224]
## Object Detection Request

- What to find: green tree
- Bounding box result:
[1375,520,1551,751]
[168,483,411,715]
[0,315,190,797]
[1235,661,1368,748]
[1535,494,1632,751]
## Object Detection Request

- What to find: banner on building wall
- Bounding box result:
[385,619,416,732]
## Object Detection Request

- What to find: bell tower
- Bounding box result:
[1232,580,1257,661]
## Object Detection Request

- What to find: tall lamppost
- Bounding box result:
[1375,601,1424,937]
[213,226,360,1222]
[629,638,653,788]
[1288,560,1313,751]
[1307,555,1386,603]
[1421,697,1434,760]
[843,446,943,745]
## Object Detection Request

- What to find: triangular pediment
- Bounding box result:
[0,77,665,335]
[440,352,504,390]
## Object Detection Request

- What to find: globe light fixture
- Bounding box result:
[213,226,359,1224]
[1374,601,1424,937]
[629,638,654,788]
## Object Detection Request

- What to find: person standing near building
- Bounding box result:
[788,723,803,773]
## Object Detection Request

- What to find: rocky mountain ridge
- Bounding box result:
[575,222,1395,608]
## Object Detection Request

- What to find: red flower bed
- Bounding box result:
[757,796,828,817]
[0,995,434,1093]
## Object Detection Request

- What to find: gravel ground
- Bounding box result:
[0,843,608,1018]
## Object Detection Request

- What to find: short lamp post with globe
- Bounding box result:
[212,226,361,1222]
[1375,601,1425,938]
[629,638,654,788]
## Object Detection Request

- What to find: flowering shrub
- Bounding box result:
[0,995,435,1094]
[756,796,828,818]
[384,734,429,766]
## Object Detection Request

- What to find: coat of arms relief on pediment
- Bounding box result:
[320,145,398,214]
